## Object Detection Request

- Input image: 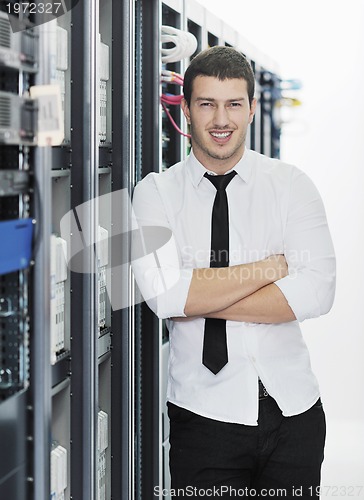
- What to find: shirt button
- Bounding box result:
[251,356,256,363]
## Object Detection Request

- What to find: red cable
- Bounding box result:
[161,94,183,105]
[161,101,191,139]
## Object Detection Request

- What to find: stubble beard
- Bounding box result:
[190,122,246,162]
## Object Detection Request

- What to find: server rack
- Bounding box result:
[70,1,134,500]
[0,6,38,499]
[1,1,135,499]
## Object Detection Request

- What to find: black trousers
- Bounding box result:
[168,396,326,499]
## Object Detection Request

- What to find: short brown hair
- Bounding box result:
[183,46,255,107]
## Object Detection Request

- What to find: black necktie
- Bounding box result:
[203,170,237,374]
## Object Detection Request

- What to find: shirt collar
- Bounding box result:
[186,148,253,187]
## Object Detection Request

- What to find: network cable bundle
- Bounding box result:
[160,69,189,138]
[98,226,109,333]
[160,25,197,138]
[98,35,110,143]
[160,25,196,169]
[51,442,68,500]
[275,78,303,128]
[160,25,197,64]
[50,234,68,364]
[97,410,109,500]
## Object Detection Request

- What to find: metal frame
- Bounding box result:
[70,1,99,499]
[110,0,136,498]
[30,20,53,500]
[134,0,163,498]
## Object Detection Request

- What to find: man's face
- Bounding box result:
[181,76,256,173]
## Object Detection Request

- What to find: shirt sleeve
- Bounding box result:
[274,168,336,322]
[131,174,193,319]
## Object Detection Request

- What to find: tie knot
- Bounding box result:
[204,170,237,191]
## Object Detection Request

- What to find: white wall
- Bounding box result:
[198,0,364,490]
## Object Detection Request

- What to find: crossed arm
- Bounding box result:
[174,256,296,324]
[172,172,336,324]
[132,169,336,325]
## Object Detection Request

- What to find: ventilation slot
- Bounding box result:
[0,18,11,49]
[0,96,11,128]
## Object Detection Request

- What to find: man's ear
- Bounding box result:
[249,98,257,124]
[181,98,191,124]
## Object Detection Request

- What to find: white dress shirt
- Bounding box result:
[132,148,336,425]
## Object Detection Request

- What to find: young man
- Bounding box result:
[132,46,335,498]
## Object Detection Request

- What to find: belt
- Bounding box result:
[258,379,270,400]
